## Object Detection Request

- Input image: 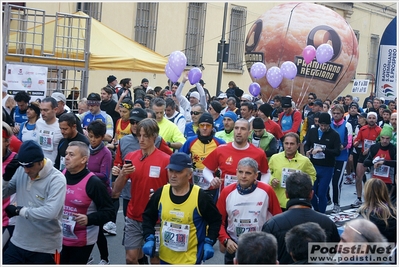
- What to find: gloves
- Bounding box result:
[142,234,155,258]
[5,205,22,218]
[203,237,214,261]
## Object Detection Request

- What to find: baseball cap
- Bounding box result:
[129,108,147,122]
[166,152,193,171]
[217,93,227,99]
[51,92,66,103]
[310,100,323,107]
[241,94,253,102]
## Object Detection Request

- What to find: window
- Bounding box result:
[227,6,247,70]
[185,3,207,67]
[135,3,159,50]
[77,2,102,21]
[368,34,379,77]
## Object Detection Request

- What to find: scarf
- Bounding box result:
[236,181,258,195]
[197,130,215,144]
[89,142,105,155]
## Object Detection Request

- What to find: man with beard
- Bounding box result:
[179,113,226,203]
[215,111,237,143]
[202,119,270,193]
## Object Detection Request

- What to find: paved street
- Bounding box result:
[91,178,361,265]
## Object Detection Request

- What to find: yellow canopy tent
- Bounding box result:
[6,11,168,73]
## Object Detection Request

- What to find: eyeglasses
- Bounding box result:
[191,111,202,115]
[19,161,35,168]
[199,123,213,129]
[130,120,139,125]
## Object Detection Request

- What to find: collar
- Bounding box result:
[333,118,345,126]
[286,198,312,209]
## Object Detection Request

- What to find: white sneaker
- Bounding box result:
[87,255,94,265]
[351,199,362,208]
[103,221,117,235]
[99,259,110,265]
[332,204,341,213]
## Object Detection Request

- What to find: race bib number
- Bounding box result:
[373,165,390,178]
[149,166,161,178]
[39,130,54,151]
[364,139,376,150]
[155,225,160,253]
[313,143,326,159]
[62,214,77,239]
[60,156,66,171]
[193,169,210,190]
[251,138,260,148]
[234,219,258,237]
[162,221,190,252]
[224,174,238,188]
[281,168,301,188]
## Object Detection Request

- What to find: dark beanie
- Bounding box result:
[134,99,145,109]
[259,103,273,117]
[198,112,214,125]
[18,140,44,164]
[252,117,265,129]
[281,96,292,108]
[107,75,117,83]
[210,101,222,114]
[141,78,149,83]
[318,112,331,124]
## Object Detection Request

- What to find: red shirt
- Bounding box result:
[354,124,382,152]
[264,119,283,140]
[125,149,170,221]
[202,142,269,191]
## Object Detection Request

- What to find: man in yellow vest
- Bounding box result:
[141,152,222,264]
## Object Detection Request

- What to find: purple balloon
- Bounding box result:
[249,82,261,97]
[280,61,297,80]
[266,67,283,89]
[165,63,179,83]
[168,51,187,77]
[188,67,202,85]
[302,45,316,64]
[316,43,334,64]
[250,62,267,79]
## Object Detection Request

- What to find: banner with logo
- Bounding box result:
[5,64,47,102]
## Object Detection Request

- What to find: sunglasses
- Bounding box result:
[19,161,35,168]
[190,111,202,115]
[199,123,213,129]
[130,120,139,125]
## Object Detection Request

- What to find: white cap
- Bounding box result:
[379,97,385,103]
[241,93,253,101]
[2,80,8,92]
[190,91,200,100]
[217,92,227,99]
[51,92,66,103]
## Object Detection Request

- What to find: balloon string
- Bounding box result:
[290,79,294,96]
[297,64,309,106]
[298,63,318,108]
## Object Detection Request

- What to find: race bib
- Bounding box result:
[39,129,54,151]
[193,169,210,190]
[162,221,190,252]
[252,138,260,147]
[60,156,66,171]
[155,225,160,253]
[313,143,326,159]
[281,168,301,188]
[224,174,238,188]
[364,139,376,150]
[373,165,390,178]
[149,166,161,178]
[234,219,258,237]
[62,214,77,239]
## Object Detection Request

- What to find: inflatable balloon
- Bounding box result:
[316,43,334,64]
[280,61,297,80]
[188,67,202,85]
[249,82,261,97]
[250,62,267,79]
[168,51,187,77]
[245,2,359,102]
[165,63,179,83]
[266,67,283,88]
[302,45,316,64]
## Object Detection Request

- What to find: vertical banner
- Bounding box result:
[351,79,369,94]
[5,64,48,102]
[376,45,397,102]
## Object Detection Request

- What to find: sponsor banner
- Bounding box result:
[308,242,395,264]
[376,45,397,102]
[5,64,47,102]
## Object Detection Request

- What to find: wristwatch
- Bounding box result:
[167,141,171,147]
[223,238,229,246]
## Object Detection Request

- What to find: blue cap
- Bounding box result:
[166,152,192,171]
[224,111,237,122]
